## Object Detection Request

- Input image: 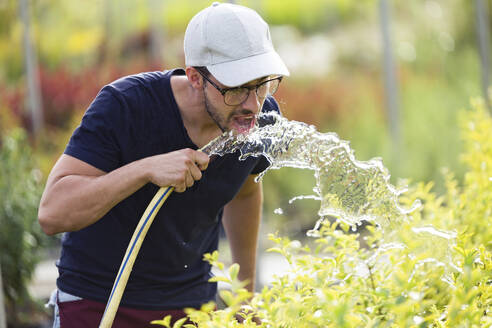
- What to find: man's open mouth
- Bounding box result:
[231,114,256,134]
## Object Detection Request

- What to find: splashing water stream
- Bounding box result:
[202,112,458,278]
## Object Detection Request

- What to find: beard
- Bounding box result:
[203,87,228,132]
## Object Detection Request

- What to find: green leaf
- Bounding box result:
[266,247,284,254]
[172,317,188,328]
[219,290,234,306]
[209,276,231,283]
[150,315,172,327]
[229,263,240,281]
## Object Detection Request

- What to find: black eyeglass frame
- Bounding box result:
[196,68,283,106]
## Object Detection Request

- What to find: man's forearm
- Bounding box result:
[38,156,150,235]
[222,179,263,292]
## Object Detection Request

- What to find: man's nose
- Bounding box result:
[241,89,261,113]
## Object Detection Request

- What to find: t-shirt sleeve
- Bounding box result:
[250,96,281,175]
[64,86,122,172]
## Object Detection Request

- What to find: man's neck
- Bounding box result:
[170,75,222,148]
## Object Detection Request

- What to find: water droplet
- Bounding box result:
[413,316,424,325]
[273,208,283,215]
[288,195,320,204]
[409,291,422,301]
[184,265,188,269]
[306,218,324,238]
[306,229,321,238]
[411,226,456,240]
[288,240,302,249]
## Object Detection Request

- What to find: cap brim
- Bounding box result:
[207,50,290,87]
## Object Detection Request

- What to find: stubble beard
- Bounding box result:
[203,87,228,133]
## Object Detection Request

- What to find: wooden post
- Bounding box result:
[379,0,401,163]
[475,0,491,113]
[0,263,7,328]
[19,0,44,135]
[148,0,165,65]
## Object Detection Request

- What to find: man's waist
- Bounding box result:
[56,268,216,310]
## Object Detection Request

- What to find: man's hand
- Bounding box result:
[144,148,209,192]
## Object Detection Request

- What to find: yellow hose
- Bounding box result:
[99,185,174,327]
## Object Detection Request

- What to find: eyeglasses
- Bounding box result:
[196,69,282,106]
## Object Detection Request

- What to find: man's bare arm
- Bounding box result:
[38,150,209,235]
[222,174,263,293]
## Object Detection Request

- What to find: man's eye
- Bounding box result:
[228,88,248,96]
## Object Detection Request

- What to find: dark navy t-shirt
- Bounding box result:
[56,69,279,310]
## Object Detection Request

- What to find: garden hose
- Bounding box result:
[99,185,174,328]
[99,149,208,327]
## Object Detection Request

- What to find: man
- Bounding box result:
[39,2,289,327]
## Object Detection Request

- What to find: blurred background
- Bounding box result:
[1,0,491,326]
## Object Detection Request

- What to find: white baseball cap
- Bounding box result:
[184,2,289,87]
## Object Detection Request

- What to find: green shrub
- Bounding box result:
[153,99,491,327]
[0,128,46,325]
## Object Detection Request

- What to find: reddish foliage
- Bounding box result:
[2,61,162,133]
[38,66,101,127]
[1,84,31,130]
[275,77,352,127]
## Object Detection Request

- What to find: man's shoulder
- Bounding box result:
[107,70,173,95]
[85,69,184,121]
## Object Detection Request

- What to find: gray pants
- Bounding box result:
[46,289,83,328]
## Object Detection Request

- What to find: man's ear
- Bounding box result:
[185,67,204,90]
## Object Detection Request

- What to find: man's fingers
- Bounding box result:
[194,151,210,171]
[189,163,203,181]
[185,171,194,188]
[175,184,186,193]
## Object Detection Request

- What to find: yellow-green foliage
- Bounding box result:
[153,100,492,327]
[458,99,492,249]
[0,129,46,325]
